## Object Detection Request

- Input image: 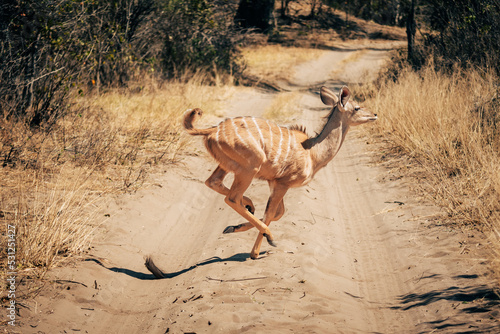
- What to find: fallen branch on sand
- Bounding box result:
[206,276,267,283]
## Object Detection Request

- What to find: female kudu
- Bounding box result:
[145,86,377,277]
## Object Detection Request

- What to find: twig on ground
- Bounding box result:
[53,279,88,288]
[206,276,267,283]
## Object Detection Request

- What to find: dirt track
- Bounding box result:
[19,42,499,333]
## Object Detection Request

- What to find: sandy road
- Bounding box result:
[19,44,499,334]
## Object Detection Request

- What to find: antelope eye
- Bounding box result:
[354,106,361,111]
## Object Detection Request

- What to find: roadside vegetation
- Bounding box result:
[363,61,500,235]
[358,0,500,269]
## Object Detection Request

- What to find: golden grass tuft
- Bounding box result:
[13,168,101,268]
[360,62,500,266]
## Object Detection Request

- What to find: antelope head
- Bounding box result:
[320,86,377,126]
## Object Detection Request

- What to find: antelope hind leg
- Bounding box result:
[206,166,255,214]
[223,222,253,234]
[224,196,275,244]
[224,173,275,245]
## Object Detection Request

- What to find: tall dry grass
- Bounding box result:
[0,74,233,293]
[12,168,101,269]
[362,62,500,257]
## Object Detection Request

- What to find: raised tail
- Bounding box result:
[183,108,216,136]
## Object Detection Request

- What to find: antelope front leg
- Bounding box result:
[250,186,288,259]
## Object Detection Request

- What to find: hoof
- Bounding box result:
[223,224,241,234]
[223,226,235,234]
[263,233,277,247]
[245,205,255,214]
[250,253,259,260]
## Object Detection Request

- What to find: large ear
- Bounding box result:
[338,86,350,112]
[320,86,339,106]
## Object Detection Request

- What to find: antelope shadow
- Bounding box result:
[86,252,261,280]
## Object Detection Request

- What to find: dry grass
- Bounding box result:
[360,62,500,262]
[0,74,233,292]
[242,45,326,80]
[11,168,102,269]
[263,91,302,122]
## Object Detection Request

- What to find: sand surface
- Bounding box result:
[16,43,499,334]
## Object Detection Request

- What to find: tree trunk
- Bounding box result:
[234,0,275,33]
[345,0,349,28]
[406,0,416,63]
[280,0,289,18]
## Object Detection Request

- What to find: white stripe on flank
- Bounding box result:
[274,125,283,165]
[252,117,265,148]
[231,118,249,148]
[266,120,273,154]
[223,119,248,163]
[242,118,261,150]
[290,129,296,149]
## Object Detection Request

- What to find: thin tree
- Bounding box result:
[406,0,416,63]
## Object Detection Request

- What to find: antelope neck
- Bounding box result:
[309,109,349,173]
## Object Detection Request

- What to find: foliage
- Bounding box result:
[160,0,242,77]
[316,0,500,73]
[0,0,242,128]
[422,0,500,73]
[323,0,411,26]
[235,0,276,32]
[1,0,81,127]
[0,0,154,127]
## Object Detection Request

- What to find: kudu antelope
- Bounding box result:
[178,86,377,260]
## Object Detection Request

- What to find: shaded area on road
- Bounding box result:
[390,280,500,333]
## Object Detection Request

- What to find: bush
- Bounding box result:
[0,0,242,129]
[422,0,500,73]
[158,0,243,78]
[0,0,155,127]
